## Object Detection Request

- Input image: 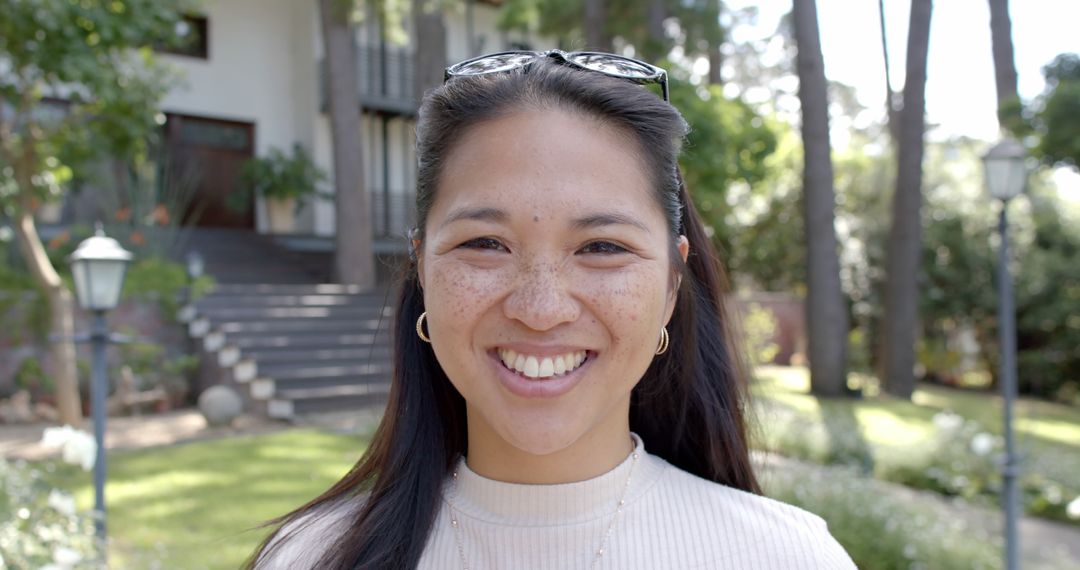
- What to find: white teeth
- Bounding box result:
[498,349,590,379]
[523,356,540,378]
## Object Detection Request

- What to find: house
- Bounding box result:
[156,0,550,260]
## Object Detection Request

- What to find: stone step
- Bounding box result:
[216,318,391,335]
[197,294,382,309]
[242,346,394,363]
[230,332,384,349]
[202,306,388,321]
[269,366,391,388]
[268,384,392,418]
[208,283,380,296]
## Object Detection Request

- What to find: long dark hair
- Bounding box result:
[246,57,759,570]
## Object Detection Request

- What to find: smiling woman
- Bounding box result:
[247,51,855,570]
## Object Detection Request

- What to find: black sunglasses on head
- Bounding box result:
[443,49,670,102]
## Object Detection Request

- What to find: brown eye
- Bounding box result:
[460,237,509,252]
[579,241,628,255]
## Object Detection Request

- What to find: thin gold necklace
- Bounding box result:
[444,444,640,570]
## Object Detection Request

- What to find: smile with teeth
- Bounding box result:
[498,348,589,379]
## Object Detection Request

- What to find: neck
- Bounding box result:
[463,406,635,484]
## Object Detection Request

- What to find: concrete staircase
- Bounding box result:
[179,229,394,419]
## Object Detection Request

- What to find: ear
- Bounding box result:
[664,235,690,324]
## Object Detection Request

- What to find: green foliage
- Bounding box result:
[754,366,1080,528]
[764,460,1004,570]
[741,302,780,366]
[0,459,101,569]
[231,144,328,212]
[13,357,53,395]
[667,79,780,278]
[0,0,195,213]
[1033,54,1080,170]
[1003,53,1080,170]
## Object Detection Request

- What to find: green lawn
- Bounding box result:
[28,367,1078,568]
[752,365,1080,505]
[46,429,365,570]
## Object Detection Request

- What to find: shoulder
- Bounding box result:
[252,496,363,570]
[643,457,856,569]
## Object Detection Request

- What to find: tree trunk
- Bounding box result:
[584,0,612,52]
[320,0,376,290]
[707,0,724,85]
[644,0,667,61]
[882,0,932,400]
[792,0,849,397]
[878,0,900,143]
[987,0,1019,122]
[413,0,447,102]
[12,205,83,427]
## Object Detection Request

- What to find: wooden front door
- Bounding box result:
[164,113,256,227]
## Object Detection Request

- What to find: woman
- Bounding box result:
[249,50,855,569]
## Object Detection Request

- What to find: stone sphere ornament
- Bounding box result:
[198,385,243,427]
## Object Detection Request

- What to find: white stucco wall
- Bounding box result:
[160,0,554,237]
[159,0,319,233]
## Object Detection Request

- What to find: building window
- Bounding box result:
[158,15,209,59]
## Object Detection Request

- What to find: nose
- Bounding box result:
[502,260,579,331]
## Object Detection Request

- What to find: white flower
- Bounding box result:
[41,425,97,471]
[970,432,996,456]
[1067,496,1080,520]
[933,411,963,432]
[47,489,76,517]
[52,546,82,567]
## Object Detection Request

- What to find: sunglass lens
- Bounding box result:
[451,53,538,76]
[570,54,657,79]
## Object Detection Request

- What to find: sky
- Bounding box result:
[723,0,1080,196]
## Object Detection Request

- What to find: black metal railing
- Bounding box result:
[370,190,416,239]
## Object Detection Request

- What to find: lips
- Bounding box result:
[497,348,588,379]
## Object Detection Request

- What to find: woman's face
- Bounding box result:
[418,107,689,457]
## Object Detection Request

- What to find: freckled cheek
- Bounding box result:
[579,267,669,350]
[424,260,510,331]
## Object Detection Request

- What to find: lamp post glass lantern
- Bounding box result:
[983,137,1027,201]
[69,227,134,312]
[981,136,1026,570]
[67,225,132,545]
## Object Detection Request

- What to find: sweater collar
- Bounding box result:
[444,432,667,526]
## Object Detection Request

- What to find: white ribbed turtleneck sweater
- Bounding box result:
[258,434,856,569]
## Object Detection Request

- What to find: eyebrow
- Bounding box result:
[439,206,508,229]
[440,206,650,234]
[570,212,651,234]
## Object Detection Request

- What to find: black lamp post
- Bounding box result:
[981,137,1027,570]
[67,225,132,543]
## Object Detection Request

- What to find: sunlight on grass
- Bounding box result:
[752,364,1080,491]
[47,428,366,570]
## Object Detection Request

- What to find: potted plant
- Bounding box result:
[231,144,327,233]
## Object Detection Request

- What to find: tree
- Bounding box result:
[1031,54,1080,170]
[877,0,900,142]
[584,0,612,52]
[881,0,932,399]
[320,0,376,290]
[790,0,849,396]
[413,0,448,100]
[0,0,188,426]
[987,0,1019,126]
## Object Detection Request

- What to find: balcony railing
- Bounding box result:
[371,190,416,240]
[319,44,419,116]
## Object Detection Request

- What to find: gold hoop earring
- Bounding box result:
[416,312,431,343]
[655,327,669,355]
